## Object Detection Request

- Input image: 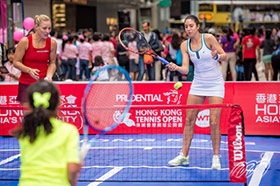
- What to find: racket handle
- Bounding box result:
[157,56,170,65]
[80,142,90,161]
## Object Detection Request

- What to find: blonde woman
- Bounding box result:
[14,14,57,105]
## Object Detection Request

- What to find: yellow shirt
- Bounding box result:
[19,118,80,186]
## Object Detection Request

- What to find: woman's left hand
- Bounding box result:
[167,62,178,71]
[44,76,52,82]
[211,49,218,59]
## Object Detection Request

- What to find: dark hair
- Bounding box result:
[62,38,68,52]
[257,28,264,38]
[142,20,150,26]
[57,31,62,39]
[7,47,16,55]
[265,29,272,40]
[250,27,256,35]
[222,27,231,42]
[11,80,59,143]
[5,47,16,63]
[50,29,56,37]
[103,33,110,41]
[229,27,234,36]
[153,29,162,40]
[184,15,200,26]
[184,15,202,33]
[68,36,74,43]
[27,28,35,36]
[94,55,104,66]
[171,33,180,50]
[92,33,100,41]
[243,28,250,36]
[80,36,85,43]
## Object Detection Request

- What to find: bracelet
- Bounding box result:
[214,54,220,60]
[215,54,220,60]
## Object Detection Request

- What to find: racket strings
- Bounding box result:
[85,69,131,131]
[119,29,149,54]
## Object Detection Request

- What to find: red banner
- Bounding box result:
[228,106,247,183]
[0,82,280,136]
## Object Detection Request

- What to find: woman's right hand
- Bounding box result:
[28,68,40,80]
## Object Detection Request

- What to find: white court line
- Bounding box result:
[87,146,280,154]
[83,165,229,171]
[248,152,274,186]
[0,149,20,152]
[87,167,123,186]
[0,154,20,166]
[1,146,280,153]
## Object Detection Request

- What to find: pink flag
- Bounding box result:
[0,1,6,29]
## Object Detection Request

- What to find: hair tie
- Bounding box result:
[33,92,51,109]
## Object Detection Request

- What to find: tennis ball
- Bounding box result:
[174,82,183,90]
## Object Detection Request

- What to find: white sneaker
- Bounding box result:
[168,152,189,166]
[211,155,221,170]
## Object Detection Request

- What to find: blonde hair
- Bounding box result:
[34,14,50,26]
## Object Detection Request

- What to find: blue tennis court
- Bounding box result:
[0,134,279,186]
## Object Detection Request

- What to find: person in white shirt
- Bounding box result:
[167,15,227,170]
[92,56,109,81]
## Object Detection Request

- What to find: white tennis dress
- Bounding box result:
[187,33,224,98]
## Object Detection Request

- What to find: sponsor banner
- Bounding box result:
[228,106,247,183]
[232,82,280,135]
[0,82,279,136]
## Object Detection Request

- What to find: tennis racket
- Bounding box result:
[118,27,170,65]
[80,65,133,161]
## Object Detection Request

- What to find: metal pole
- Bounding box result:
[21,0,25,35]
[190,0,199,17]
[230,0,233,28]
[6,0,14,49]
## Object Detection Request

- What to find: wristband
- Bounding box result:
[214,54,220,60]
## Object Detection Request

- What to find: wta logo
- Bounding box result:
[195,109,210,128]
[113,111,135,127]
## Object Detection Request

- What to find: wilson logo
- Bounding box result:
[233,123,243,161]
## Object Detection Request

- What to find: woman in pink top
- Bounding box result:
[60,35,68,80]
[91,33,103,66]
[101,33,115,65]
[128,40,139,80]
[63,36,78,81]
[78,36,92,80]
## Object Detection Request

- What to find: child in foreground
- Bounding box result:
[11,79,82,186]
